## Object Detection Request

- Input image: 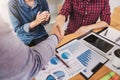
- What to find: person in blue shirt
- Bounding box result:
[8,0,50,46]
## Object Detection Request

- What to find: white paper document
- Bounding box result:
[99,27,120,45]
[57,39,108,78]
[35,50,85,80]
[35,39,108,80]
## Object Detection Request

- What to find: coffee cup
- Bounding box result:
[111,49,120,69]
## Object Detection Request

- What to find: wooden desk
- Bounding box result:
[57,33,119,80]
[33,31,120,80]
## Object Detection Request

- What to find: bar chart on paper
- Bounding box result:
[77,49,107,78]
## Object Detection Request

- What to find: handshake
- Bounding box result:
[50,23,65,43]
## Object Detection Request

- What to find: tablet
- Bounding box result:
[84,34,114,53]
[79,32,119,58]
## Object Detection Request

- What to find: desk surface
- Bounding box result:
[33,28,120,80]
[57,33,120,80]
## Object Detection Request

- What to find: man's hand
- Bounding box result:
[74,26,92,35]
[50,24,64,42]
[55,14,66,35]
[54,23,65,36]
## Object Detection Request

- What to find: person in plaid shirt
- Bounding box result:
[55,0,110,36]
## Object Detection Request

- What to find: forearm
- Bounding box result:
[87,21,109,30]
[55,14,66,27]
[29,20,40,29]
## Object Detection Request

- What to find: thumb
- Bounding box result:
[37,11,40,15]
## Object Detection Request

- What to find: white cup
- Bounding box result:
[111,49,120,69]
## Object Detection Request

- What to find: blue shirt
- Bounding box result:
[8,0,50,45]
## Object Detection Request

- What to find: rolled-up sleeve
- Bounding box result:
[59,0,72,18]
[100,0,111,25]
[23,23,30,32]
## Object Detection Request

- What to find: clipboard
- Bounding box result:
[56,31,111,79]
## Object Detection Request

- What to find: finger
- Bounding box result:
[51,25,61,38]
[38,15,47,20]
[74,30,80,34]
[42,11,49,14]
[37,11,41,15]
[40,18,46,22]
[41,11,49,16]
[45,14,50,21]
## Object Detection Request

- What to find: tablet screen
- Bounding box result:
[84,34,114,53]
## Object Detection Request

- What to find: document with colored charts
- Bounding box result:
[35,49,85,80]
[35,39,108,80]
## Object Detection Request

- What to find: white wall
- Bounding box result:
[47,0,64,14]
[110,0,120,13]
[0,0,10,24]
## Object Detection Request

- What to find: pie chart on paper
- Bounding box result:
[61,52,71,59]
[50,56,60,65]
[46,71,65,80]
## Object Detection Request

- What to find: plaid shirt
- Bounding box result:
[59,0,111,34]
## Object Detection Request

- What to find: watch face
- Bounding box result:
[84,34,114,53]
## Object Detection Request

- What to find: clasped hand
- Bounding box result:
[35,11,50,25]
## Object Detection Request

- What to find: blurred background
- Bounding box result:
[0,0,120,34]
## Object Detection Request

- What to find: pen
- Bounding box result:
[55,54,70,68]
[104,29,108,36]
